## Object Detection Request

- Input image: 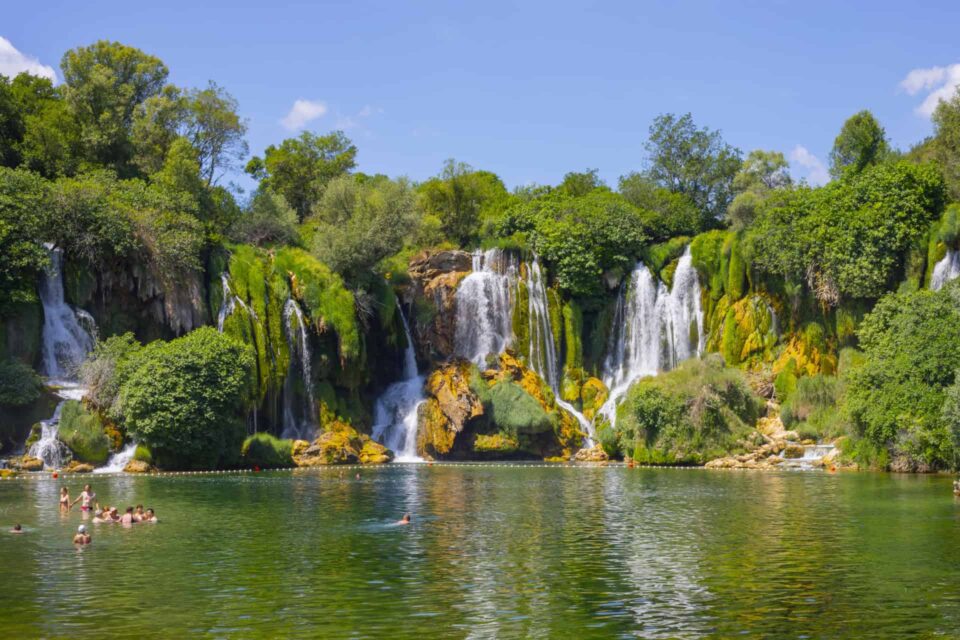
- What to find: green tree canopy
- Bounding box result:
[245,130,356,221]
[930,87,960,201]
[61,41,169,174]
[727,149,792,229]
[557,168,605,197]
[829,110,890,179]
[0,167,49,307]
[644,112,742,225]
[617,171,701,241]
[116,327,253,469]
[418,159,510,245]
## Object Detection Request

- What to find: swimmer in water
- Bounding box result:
[71,484,96,513]
[73,525,91,545]
[143,508,158,523]
[119,507,136,525]
[59,487,71,511]
[396,513,411,525]
[10,524,23,534]
[133,505,145,522]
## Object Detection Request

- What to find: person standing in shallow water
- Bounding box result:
[71,484,96,514]
[59,487,71,511]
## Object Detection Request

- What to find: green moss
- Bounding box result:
[275,247,359,362]
[133,444,153,464]
[512,278,530,361]
[474,432,520,453]
[547,287,563,358]
[562,300,583,371]
[690,230,727,301]
[242,433,294,467]
[774,358,798,403]
[718,295,775,367]
[724,233,747,300]
[487,381,555,435]
[644,236,689,278]
[938,203,960,245]
[58,400,110,464]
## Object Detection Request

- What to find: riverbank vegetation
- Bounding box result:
[4,39,960,470]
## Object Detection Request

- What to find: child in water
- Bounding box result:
[73,525,91,545]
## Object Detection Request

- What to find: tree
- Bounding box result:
[829,110,890,179]
[60,41,169,174]
[181,82,248,186]
[931,87,960,201]
[116,327,253,469]
[727,150,792,229]
[557,168,605,197]
[644,113,742,225]
[417,159,509,244]
[229,188,298,247]
[10,74,81,178]
[310,175,417,282]
[245,130,356,221]
[0,75,24,168]
[846,284,960,469]
[618,172,701,241]
[0,167,49,308]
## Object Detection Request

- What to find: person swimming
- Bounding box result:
[133,505,145,522]
[143,508,158,523]
[93,507,119,524]
[119,507,136,525]
[396,513,411,525]
[71,484,96,512]
[59,487,71,511]
[73,525,91,545]
[10,524,23,534]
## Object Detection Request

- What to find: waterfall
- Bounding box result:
[599,247,703,426]
[372,303,425,462]
[281,298,317,441]
[27,401,70,469]
[39,246,95,380]
[454,249,517,365]
[524,257,594,439]
[217,273,257,331]
[94,442,138,474]
[931,250,960,291]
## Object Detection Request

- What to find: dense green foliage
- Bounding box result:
[0,358,42,406]
[57,400,111,464]
[418,159,510,244]
[241,433,295,468]
[116,327,253,469]
[611,356,762,464]
[829,110,890,179]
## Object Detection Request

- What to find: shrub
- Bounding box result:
[241,433,294,467]
[116,327,253,469]
[486,381,555,435]
[0,359,42,406]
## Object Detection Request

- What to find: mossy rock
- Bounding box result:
[718,295,776,367]
[58,401,110,465]
[487,381,555,434]
[773,322,836,378]
[242,433,295,468]
[358,439,393,464]
[474,432,520,453]
[417,398,458,458]
[580,377,609,421]
[133,444,153,464]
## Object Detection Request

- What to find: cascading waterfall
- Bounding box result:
[95,442,138,474]
[454,249,517,365]
[931,250,960,291]
[524,257,594,439]
[599,247,704,426]
[39,246,95,380]
[281,298,317,441]
[217,273,258,331]
[30,246,96,469]
[372,303,425,461]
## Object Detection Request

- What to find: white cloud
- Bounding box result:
[0,36,56,82]
[280,99,327,130]
[790,145,830,186]
[899,63,960,117]
[335,105,381,131]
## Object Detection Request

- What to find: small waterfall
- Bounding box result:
[216,273,257,331]
[599,247,703,426]
[372,303,425,462]
[281,298,317,441]
[931,250,960,291]
[782,443,837,470]
[524,257,594,439]
[27,401,70,469]
[95,442,138,474]
[454,249,517,365]
[39,246,95,380]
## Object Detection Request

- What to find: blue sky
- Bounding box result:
[3,0,959,193]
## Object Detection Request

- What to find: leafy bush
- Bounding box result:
[486,381,556,435]
[116,327,253,469]
[57,400,110,464]
[0,358,42,406]
[80,333,142,413]
[615,355,762,463]
[241,433,294,467]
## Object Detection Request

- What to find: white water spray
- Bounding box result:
[281,298,317,441]
[931,250,960,291]
[454,249,517,365]
[95,442,138,474]
[39,247,95,379]
[372,304,425,462]
[599,247,703,426]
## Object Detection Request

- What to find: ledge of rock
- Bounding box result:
[123,459,153,473]
[294,423,394,466]
[574,444,609,462]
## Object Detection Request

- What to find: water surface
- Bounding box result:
[1,465,958,638]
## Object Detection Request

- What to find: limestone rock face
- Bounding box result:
[123,459,152,474]
[294,424,394,466]
[405,250,472,362]
[419,361,484,458]
[574,444,609,462]
[65,461,94,473]
[16,456,44,472]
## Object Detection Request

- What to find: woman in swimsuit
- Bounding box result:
[59,487,71,511]
[71,484,96,512]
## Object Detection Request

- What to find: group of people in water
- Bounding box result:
[6,483,160,545]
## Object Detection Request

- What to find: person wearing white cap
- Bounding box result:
[73,524,91,545]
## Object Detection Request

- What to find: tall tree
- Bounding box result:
[418,159,508,244]
[644,113,742,225]
[9,73,81,177]
[60,41,169,174]
[182,82,248,186]
[829,110,890,179]
[558,168,605,197]
[245,130,356,221]
[727,149,792,229]
[931,87,960,201]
